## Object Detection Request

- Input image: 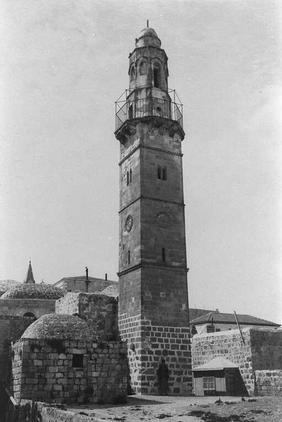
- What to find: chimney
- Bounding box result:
[85,267,89,292]
[105,273,108,281]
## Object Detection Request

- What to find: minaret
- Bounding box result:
[24,260,35,284]
[115,26,192,395]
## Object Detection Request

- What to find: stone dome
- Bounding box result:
[21,314,91,340]
[136,27,161,48]
[0,283,64,300]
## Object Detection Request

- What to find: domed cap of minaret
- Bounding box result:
[24,260,35,284]
[135,22,161,48]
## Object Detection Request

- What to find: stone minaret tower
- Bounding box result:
[115,25,192,395]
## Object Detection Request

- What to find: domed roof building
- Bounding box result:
[0,261,64,319]
[1,283,64,300]
[22,313,90,340]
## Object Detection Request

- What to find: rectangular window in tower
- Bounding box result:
[127,250,131,265]
[157,166,167,181]
[129,168,132,183]
[126,171,129,185]
[162,248,166,262]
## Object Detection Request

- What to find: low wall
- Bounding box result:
[5,400,103,422]
[255,370,282,396]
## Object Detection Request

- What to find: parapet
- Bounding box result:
[56,292,119,341]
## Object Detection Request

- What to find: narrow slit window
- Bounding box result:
[129,169,132,183]
[126,171,130,185]
[153,66,161,88]
[162,248,166,262]
[157,166,162,179]
[128,104,133,119]
[127,250,131,265]
[130,66,136,81]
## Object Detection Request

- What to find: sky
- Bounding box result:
[0,0,281,323]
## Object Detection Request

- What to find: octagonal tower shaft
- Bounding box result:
[115,27,192,395]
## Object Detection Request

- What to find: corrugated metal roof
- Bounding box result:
[193,357,238,371]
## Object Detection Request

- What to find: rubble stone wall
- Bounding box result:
[192,329,255,394]
[192,328,282,396]
[255,370,282,396]
[250,329,282,370]
[0,298,55,318]
[56,293,118,341]
[0,315,32,383]
[12,338,127,405]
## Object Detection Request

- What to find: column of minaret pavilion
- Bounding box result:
[115,25,192,395]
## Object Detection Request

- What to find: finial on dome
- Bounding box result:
[135,25,161,48]
[25,260,35,284]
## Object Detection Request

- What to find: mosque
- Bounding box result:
[0,24,281,421]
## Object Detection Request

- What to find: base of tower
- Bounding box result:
[119,313,193,396]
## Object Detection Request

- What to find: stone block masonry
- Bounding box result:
[12,337,127,404]
[0,315,32,383]
[255,370,282,396]
[56,293,119,341]
[192,327,282,396]
[119,313,192,395]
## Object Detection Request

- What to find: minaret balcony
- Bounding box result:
[115,89,184,141]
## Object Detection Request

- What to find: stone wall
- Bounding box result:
[56,293,118,341]
[5,400,102,422]
[0,315,32,383]
[12,337,127,404]
[255,370,282,396]
[119,313,192,395]
[251,329,282,370]
[192,329,254,394]
[0,298,56,319]
[192,328,282,396]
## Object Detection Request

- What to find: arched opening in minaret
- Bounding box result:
[130,66,136,81]
[153,65,161,88]
[128,104,133,119]
[139,60,147,75]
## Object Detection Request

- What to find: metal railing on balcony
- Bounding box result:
[115,89,183,132]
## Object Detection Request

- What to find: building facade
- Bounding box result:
[115,26,192,394]
[190,310,280,335]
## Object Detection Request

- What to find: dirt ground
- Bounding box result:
[69,395,282,421]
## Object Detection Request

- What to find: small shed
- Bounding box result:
[193,357,247,396]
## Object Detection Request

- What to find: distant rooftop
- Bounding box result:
[1,283,64,300]
[0,280,21,296]
[190,311,280,327]
[54,275,118,295]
